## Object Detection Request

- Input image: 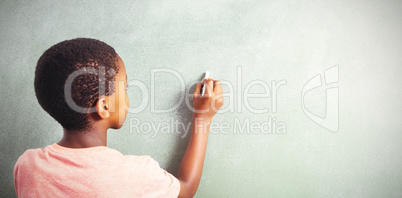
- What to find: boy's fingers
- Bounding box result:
[193,82,202,95]
[195,78,220,96]
[213,80,222,94]
[205,78,214,96]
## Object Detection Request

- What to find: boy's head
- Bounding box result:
[35,38,128,131]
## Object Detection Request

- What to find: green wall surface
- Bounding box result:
[1,0,402,197]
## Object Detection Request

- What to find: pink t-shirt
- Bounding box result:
[14,143,180,198]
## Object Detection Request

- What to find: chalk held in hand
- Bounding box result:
[201,71,209,96]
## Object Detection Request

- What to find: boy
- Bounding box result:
[14,38,224,197]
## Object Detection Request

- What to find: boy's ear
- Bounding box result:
[96,97,110,119]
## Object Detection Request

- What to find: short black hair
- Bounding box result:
[34,38,119,131]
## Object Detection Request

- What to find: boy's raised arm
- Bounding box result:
[177,78,224,198]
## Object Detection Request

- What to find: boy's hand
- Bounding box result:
[178,78,224,197]
[193,78,224,120]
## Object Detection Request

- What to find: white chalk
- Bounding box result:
[204,71,209,79]
[201,71,209,96]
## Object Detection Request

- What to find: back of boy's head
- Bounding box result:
[35,38,119,131]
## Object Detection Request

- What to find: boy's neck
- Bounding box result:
[58,127,107,148]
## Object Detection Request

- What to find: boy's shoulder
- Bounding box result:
[14,144,160,172]
[14,147,45,174]
[16,147,44,163]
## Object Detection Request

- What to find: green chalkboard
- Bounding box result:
[1,0,402,197]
